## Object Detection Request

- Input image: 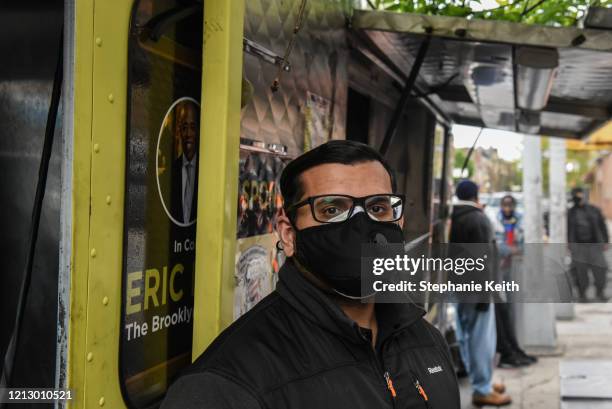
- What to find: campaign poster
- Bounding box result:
[234,234,284,320]
[120,0,202,406]
[234,149,288,318]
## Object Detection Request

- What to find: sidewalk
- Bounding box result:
[459,302,612,408]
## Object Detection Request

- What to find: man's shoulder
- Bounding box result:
[163,293,291,408]
[161,371,262,409]
[189,292,285,368]
[586,204,603,214]
[464,207,488,224]
[420,318,447,347]
[177,288,364,395]
[182,291,316,387]
[395,316,446,349]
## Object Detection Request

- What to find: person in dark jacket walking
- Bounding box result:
[161,140,460,409]
[450,180,511,407]
[568,187,609,302]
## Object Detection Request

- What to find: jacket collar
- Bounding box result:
[276,259,425,345]
[453,199,481,208]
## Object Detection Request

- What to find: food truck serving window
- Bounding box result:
[120,0,202,407]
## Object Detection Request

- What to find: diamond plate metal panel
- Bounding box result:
[354,10,612,138]
[553,48,612,104]
[541,111,593,134]
[241,0,349,156]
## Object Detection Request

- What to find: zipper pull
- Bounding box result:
[414,379,429,402]
[384,371,397,398]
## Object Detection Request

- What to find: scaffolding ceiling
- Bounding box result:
[352,10,612,139]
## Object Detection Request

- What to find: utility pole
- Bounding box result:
[516,135,557,350]
[549,138,574,319]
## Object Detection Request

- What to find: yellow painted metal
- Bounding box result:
[67,0,132,407]
[566,138,612,151]
[83,0,131,405]
[66,0,95,407]
[192,0,245,358]
[587,120,612,147]
[68,0,245,403]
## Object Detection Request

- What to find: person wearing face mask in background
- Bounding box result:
[161,140,460,409]
[568,187,609,302]
[491,195,537,368]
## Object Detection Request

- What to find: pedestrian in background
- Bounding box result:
[568,187,609,302]
[491,195,537,368]
[451,180,511,407]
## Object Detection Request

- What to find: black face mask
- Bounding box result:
[572,196,583,206]
[293,212,404,299]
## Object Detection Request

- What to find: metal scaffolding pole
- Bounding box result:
[379,35,431,156]
[549,138,574,319]
[516,135,557,349]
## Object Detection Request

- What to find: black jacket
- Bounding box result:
[449,202,494,244]
[449,202,496,307]
[161,260,460,409]
[568,203,609,244]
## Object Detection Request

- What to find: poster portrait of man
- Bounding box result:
[170,100,200,225]
[156,97,200,226]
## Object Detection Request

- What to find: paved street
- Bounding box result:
[460,302,612,408]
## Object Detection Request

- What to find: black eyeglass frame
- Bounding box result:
[285,193,406,224]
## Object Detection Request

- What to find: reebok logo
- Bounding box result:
[428,365,443,374]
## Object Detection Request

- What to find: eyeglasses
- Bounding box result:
[286,194,405,223]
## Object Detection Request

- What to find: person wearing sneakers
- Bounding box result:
[492,195,538,368]
[450,180,512,407]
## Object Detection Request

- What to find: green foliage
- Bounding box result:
[566,149,597,188]
[507,160,523,191]
[372,0,612,27]
[454,149,474,180]
[541,137,598,194]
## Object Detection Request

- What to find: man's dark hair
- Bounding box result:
[280,140,397,209]
[501,194,516,205]
[455,180,479,201]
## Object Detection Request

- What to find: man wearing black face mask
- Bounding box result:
[568,187,609,302]
[162,140,460,409]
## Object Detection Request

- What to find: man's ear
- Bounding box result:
[276,208,296,257]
